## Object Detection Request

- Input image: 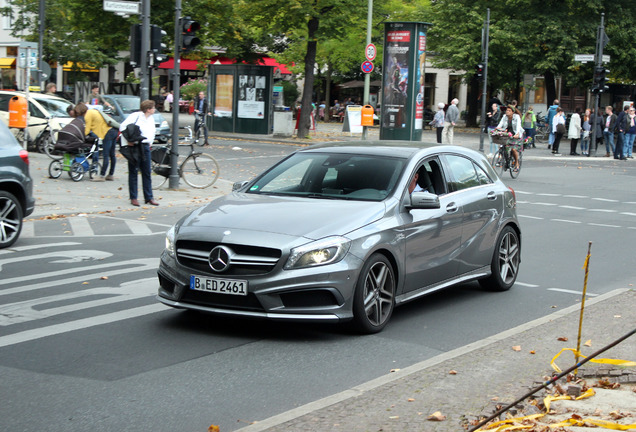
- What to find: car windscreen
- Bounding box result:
[113,96,141,114]
[32,96,72,117]
[246,152,406,201]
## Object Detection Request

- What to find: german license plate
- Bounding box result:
[190,275,248,296]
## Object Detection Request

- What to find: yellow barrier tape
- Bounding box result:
[544,388,596,412]
[550,347,636,373]
[550,417,636,430]
[474,414,544,431]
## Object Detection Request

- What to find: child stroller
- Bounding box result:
[48,136,102,182]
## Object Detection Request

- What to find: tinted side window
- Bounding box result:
[446,155,480,191]
[475,163,492,185]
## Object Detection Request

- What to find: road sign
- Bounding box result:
[361,61,374,74]
[365,43,376,62]
[103,0,140,14]
[574,54,594,63]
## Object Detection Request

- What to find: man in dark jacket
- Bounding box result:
[602,106,617,157]
[614,105,629,160]
[193,91,209,145]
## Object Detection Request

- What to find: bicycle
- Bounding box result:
[150,126,219,189]
[193,112,208,146]
[35,116,61,159]
[490,135,523,179]
[533,112,549,143]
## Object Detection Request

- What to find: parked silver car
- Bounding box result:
[157,142,521,333]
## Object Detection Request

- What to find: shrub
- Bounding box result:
[180,78,207,101]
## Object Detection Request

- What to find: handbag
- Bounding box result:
[556,123,566,134]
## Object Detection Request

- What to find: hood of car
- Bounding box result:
[177,192,387,241]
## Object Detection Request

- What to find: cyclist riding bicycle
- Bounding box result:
[193,91,210,145]
[496,106,524,169]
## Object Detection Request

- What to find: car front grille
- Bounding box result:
[176,241,282,276]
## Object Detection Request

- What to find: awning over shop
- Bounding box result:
[159,56,291,74]
[62,62,99,72]
[0,58,16,68]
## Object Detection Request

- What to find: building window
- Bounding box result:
[2,0,13,30]
[534,78,545,104]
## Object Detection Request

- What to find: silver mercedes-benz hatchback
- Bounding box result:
[157,142,521,333]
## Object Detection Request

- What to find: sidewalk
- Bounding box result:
[237,289,636,431]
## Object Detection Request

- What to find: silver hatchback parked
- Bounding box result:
[158,142,521,333]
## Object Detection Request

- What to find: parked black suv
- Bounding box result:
[0,119,35,248]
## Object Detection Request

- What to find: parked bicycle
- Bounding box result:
[490,133,523,179]
[193,112,209,146]
[150,126,219,189]
[533,112,549,143]
[35,116,61,159]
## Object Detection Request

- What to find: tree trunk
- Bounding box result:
[325,64,332,122]
[544,70,557,110]
[298,16,319,138]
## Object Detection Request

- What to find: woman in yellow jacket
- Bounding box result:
[85,107,120,181]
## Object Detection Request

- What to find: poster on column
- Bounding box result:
[238,74,266,119]
[214,74,234,118]
[414,32,427,130]
[382,29,410,129]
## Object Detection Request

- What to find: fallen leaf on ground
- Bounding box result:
[407,398,415,402]
[584,340,592,347]
[427,411,446,421]
[512,345,521,351]
[557,336,568,342]
[530,350,536,354]
[449,370,457,375]
[208,425,220,432]
[100,276,109,280]
[390,368,400,373]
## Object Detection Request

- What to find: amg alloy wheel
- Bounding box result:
[352,253,396,333]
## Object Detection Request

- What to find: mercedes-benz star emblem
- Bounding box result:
[209,246,232,272]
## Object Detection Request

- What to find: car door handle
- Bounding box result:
[446,202,458,213]
[487,191,497,200]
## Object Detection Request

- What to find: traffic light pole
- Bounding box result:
[590,13,605,157]
[139,0,150,101]
[478,8,490,153]
[168,0,183,189]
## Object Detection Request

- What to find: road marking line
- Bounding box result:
[588,222,621,228]
[0,304,165,348]
[125,220,154,235]
[548,288,599,297]
[620,212,636,217]
[587,209,616,213]
[552,219,582,224]
[514,282,539,287]
[518,215,543,220]
[0,242,81,255]
[68,216,94,236]
[537,193,561,197]
[592,198,619,202]
[563,195,588,198]
[88,214,173,228]
[560,205,586,210]
[532,202,558,206]
[515,190,533,195]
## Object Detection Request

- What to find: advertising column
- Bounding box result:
[380,22,432,141]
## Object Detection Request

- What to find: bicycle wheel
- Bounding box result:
[48,159,62,179]
[69,162,84,182]
[151,161,168,189]
[181,153,219,188]
[490,149,506,176]
[42,131,62,159]
[510,151,523,179]
[88,162,102,179]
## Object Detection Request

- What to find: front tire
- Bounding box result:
[69,162,84,182]
[352,253,396,334]
[491,149,505,176]
[479,226,520,291]
[0,191,23,248]
[48,160,62,178]
[181,153,219,188]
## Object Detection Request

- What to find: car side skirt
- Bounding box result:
[396,266,491,305]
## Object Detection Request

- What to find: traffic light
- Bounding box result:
[130,24,141,67]
[592,66,610,93]
[475,63,484,80]
[181,17,201,52]
[151,25,168,65]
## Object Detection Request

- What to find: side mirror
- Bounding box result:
[232,180,250,191]
[407,191,441,209]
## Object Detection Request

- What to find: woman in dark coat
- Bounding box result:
[54,102,88,153]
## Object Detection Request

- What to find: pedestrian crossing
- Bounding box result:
[21,214,171,238]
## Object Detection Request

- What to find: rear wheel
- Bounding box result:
[48,160,62,178]
[510,150,522,179]
[88,162,101,179]
[151,160,168,189]
[352,254,396,334]
[0,191,23,248]
[479,226,520,291]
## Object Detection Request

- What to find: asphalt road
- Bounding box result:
[1,143,635,431]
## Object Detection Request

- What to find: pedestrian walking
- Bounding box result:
[614,105,628,160]
[546,99,559,149]
[552,107,566,155]
[85,106,120,181]
[432,102,445,144]
[623,106,635,159]
[442,98,459,145]
[581,108,591,156]
[602,106,617,157]
[568,108,581,155]
[522,107,536,149]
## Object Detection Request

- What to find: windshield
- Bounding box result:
[112,96,141,114]
[247,152,406,201]
[32,96,72,117]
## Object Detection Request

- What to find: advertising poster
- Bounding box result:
[214,74,234,118]
[382,29,410,129]
[238,74,266,119]
[414,32,427,130]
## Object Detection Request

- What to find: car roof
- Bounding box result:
[0,90,70,103]
[301,141,482,160]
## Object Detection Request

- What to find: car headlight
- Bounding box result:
[284,236,350,270]
[165,225,176,257]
